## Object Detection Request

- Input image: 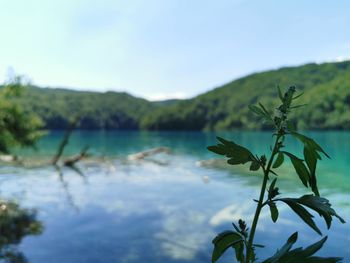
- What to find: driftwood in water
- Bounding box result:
[127,147,171,161]
[63,146,90,167]
[52,118,80,165]
[0,155,19,163]
[51,118,90,168]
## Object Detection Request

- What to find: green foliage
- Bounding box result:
[141,61,350,130]
[277,195,344,235]
[207,137,260,171]
[4,61,350,131]
[212,231,244,263]
[208,87,345,263]
[262,232,342,263]
[8,85,157,130]
[0,79,44,153]
[0,199,43,262]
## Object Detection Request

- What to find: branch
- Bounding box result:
[51,118,80,165]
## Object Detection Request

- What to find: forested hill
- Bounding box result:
[15,86,157,129]
[9,60,350,130]
[141,61,350,130]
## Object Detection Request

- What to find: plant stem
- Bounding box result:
[245,134,281,263]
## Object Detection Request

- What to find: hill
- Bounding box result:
[140,61,350,130]
[5,60,350,130]
[15,86,157,129]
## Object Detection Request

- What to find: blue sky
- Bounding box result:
[1,0,350,100]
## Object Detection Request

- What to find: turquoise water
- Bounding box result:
[0,131,349,262]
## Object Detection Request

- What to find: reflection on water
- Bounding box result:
[1,131,349,262]
[0,200,42,262]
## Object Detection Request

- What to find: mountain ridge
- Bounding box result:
[7,60,350,130]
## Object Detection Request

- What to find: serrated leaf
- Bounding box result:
[273,152,284,168]
[208,137,258,168]
[279,199,321,235]
[269,202,279,222]
[207,145,226,155]
[300,236,328,258]
[291,132,330,159]
[276,195,344,236]
[233,240,245,263]
[262,232,298,263]
[263,234,343,263]
[297,195,345,227]
[289,132,330,196]
[212,231,243,263]
[282,151,309,187]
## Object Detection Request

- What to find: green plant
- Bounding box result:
[0,76,44,153]
[208,86,345,263]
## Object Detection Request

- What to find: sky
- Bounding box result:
[1,0,350,100]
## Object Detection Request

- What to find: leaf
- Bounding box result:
[249,105,266,117]
[283,86,296,108]
[259,102,271,117]
[291,132,330,159]
[273,152,284,168]
[253,244,265,248]
[282,151,309,187]
[277,195,345,235]
[277,86,284,102]
[289,132,329,196]
[286,120,296,132]
[263,233,343,263]
[290,104,307,109]
[262,232,298,263]
[269,202,279,222]
[270,170,279,176]
[299,256,343,263]
[300,236,328,258]
[233,240,245,263]
[207,145,226,155]
[304,146,319,196]
[268,178,277,194]
[292,92,304,100]
[212,231,243,263]
[297,195,345,227]
[249,104,273,123]
[208,137,258,168]
[250,160,260,171]
[279,198,321,235]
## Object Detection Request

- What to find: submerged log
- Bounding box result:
[63,146,90,167]
[52,118,80,165]
[0,155,18,163]
[127,147,171,161]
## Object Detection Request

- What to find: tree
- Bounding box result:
[0,76,44,154]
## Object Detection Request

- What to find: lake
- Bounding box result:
[0,131,349,262]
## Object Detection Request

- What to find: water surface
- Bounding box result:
[1,131,349,262]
